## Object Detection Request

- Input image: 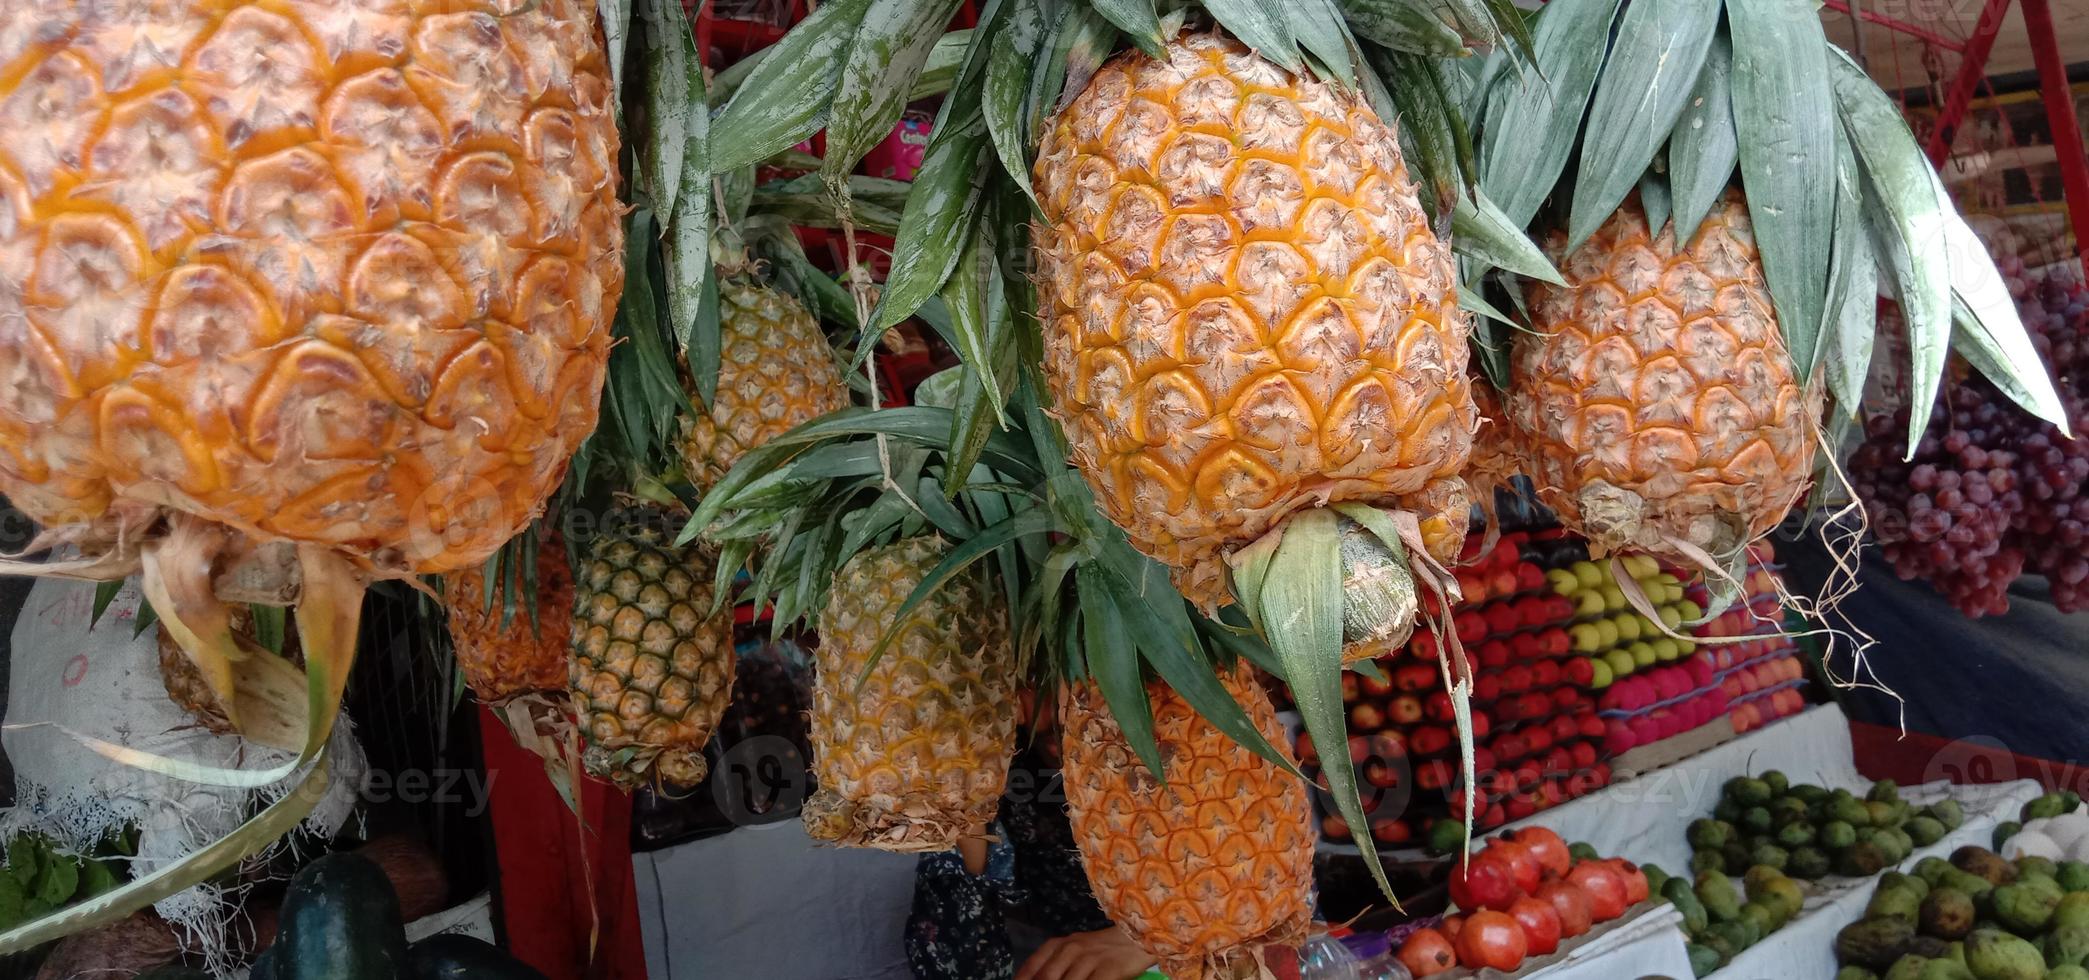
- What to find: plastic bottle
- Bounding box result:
[1299,933,1364,980]
[1343,933,1415,980]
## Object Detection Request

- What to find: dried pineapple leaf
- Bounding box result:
[0,752,329,955]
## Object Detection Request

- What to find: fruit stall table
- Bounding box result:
[1706,780,2040,979]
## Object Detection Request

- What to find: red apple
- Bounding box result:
[1473,671,1503,702]
[1489,569,1519,599]
[1541,627,1571,656]
[1478,640,1512,670]
[1519,692,1551,721]
[1369,731,1408,761]
[1372,817,1414,844]
[1293,731,1318,766]
[1360,664,1397,697]
[1348,735,1372,764]
[1364,760,1399,789]
[1455,610,1490,643]
[1515,563,1546,593]
[1418,759,1453,791]
[1468,709,1493,741]
[1563,657,1595,687]
[1425,690,1457,723]
[1577,711,1606,739]
[1569,741,1597,770]
[1395,662,1439,692]
[1410,629,1441,661]
[1388,694,1424,725]
[1484,603,1520,636]
[1548,714,1579,744]
[1322,814,1351,840]
[1350,701,1386,731]
[1411,725,1452,756]
[1531,660,1562,688]
[1341,673,1360,701]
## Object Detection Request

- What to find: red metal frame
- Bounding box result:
[2019,0,2089,278]
[1920,0,2015,165]
[1822,0,1969,52]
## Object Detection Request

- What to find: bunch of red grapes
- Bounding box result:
[1852,258,2088,615]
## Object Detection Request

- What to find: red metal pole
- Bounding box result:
[1922,0,2015,166]
[2019,0,2089,279]
[1821,0,1968,52]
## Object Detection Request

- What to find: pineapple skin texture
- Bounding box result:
[444,536,574,703]
[1059,666,1313,980]
[0,0,622,573]
[804,537,1017,852]
[570,510,734,790]
[1033,32,1475,610]
[678,281,848,493]
[1509,193,1821,559]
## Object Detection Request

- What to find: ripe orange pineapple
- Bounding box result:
[1059,665,1313,979]
[1032,30,1474,631]
[0,0,621,730]
[1506,192,1821,563]
[803,536,1017,851]
[444,535,575,705]
[679,280,848,493]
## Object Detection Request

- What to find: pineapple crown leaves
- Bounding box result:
[1461,0,2067,456]
[703,0,1550,355]
[682,367,1304,796]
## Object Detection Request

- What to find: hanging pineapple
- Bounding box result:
[444,532,575,705]
[1033,29,1476,651]
[569,507,736,790]
[679,280,850,493]
[802,536,1017,851]
[1462,0,2063,595]
[696,0,1548,930]
[0,0,621,736]
[1060,666,1314,979]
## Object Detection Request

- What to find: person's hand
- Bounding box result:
[1014,928,1154,980]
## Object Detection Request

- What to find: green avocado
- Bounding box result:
[1875,828,1915,865]
[1833,796,1877,828]
[2053,892,2089,932]
[1728,777,1775,808]
[1762,771,1790,795]
[1883,872,1932,898]
[2048,966,2089,980]
[1693,850,1727,875]
[1689,818,1732,852]
[1838,916,1919,970]
[1666,876,1711,934]
[1884,955,1931,980]
[1723,840,1755,872]
[1953,847,2018,887]
[1790,846,1833,880]
[1871,780,1903,803]
[1569,841,1601,862]
[1743,807,1775,836]
[1716,798,1744,823]
[1870,883,1926,922]
[2016,855,2060,881]
[1825,821,1861,849]
[2023,793,2071,822]
[2057,861,2089,893]
[1751,876,1805,922]
[1687,943,1723,978]
[1643,862,1673,898]
[2043,924,2089,969]
[1906,816,1948,847]
[1939,869,1998,905]
[1915,960,1974,980]
[1921,886,1977,940]
[1992,878,2062,933]
[1869,800,1903,828]
[1840,841,1894,878]
[1790,784,1830,805]
[1917,857,1957,886]
[1698,871,1743,923]
[1739,900,1781,936]
[1963,928,2044,980]
[1925,799,1966,831]
[1753,843,1792,872]
[1779,820,1820,849]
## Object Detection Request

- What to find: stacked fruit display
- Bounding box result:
[1545,554,1702,690]
[1689,548,1811,734]
[1832,845,2089,979]
[1689,777,1962,882]
[1853,263,2089,616]
[1308,533,1614,847]
[1593,655,1731,757]
[1394,827,1653,976]
[1665,862,1807,976]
